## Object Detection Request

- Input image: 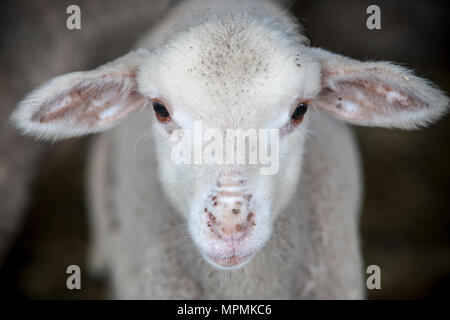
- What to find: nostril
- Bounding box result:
[232,208,240,215]
[208,211,217,224]
[247,212,255,224]
[235,223,247,232]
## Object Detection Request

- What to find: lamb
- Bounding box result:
[10,0,449,299]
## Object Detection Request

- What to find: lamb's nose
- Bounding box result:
[207,211,255,242]
[206,171,255,242]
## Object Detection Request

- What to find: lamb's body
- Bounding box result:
[88,109,363,299]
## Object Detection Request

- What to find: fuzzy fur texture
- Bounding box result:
[11,0,449,299]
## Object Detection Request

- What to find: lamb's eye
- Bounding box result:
[291,102,308,124]
[152,101,171,122]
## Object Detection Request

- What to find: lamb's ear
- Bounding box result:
[308,47,449,129]
[11,49,150,139]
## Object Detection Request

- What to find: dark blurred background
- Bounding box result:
[0,0,449,299]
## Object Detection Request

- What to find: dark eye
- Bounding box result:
[152,100,171,122]
[291,102,308,124]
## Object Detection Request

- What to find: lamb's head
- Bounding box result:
[137,18,321,269]
[11,15,448,270]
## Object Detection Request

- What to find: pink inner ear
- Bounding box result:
[315,72,428,124]
[31,78,145,126]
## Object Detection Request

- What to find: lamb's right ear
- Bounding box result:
[11,49,149,140]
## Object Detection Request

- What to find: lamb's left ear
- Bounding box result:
[308,47,449,129]
[11,49,150,139]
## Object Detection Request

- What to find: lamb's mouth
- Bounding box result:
[204,252,255,269]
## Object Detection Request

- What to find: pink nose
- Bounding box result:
[206,171,255,243]
[207,210,255,242]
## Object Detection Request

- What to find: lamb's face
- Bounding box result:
[137,20,322,269]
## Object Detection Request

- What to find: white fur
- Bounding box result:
[10,0,449,299]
